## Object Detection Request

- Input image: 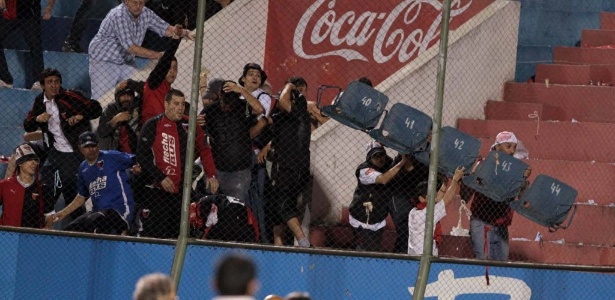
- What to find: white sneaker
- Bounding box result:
[31,82,42,91]
[0,79,13,89]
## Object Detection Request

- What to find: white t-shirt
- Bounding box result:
[407,200,447,256]
[251,88,272,116]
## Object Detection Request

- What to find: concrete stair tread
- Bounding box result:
[439,235,615,266]
[535,63,615,86]
[581,29,615,47]
[601,12,615,30]
[501,81,615,123]
[554,46,615,65]
[484,100,545,121]
[458,118,615,163]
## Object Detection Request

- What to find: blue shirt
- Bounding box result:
[77,151,136,222]
[89,4,169,64]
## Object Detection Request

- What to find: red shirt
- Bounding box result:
[141,80,171,126]
[0,177,44,228]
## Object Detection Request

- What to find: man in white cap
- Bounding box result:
[465,131,531,261]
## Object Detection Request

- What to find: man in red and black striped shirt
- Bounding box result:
[137,89,218,239]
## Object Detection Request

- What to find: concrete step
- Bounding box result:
[601,12,615,30]
[439,235,615,266]
[484,100,546,121]
[581,29,615,47]
[440,201,615,247]
[502,82,615,123]
[553,46,615,65]
[535,64,615,86]
[457,118,615,163]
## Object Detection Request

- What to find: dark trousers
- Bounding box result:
[140,187,182,239]
[390,195,414,253]
[0,17,43,87]
[65,208,128,235]
[42,149,84,222]
[354,226,384,252]
[65,0,97,45]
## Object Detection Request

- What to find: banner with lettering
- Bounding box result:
[264,0,494,104]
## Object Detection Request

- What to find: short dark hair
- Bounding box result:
[357,76,373,87]
[413,181,429,202]
[165,89,185,103]
[215,254,256,295]
[39,68,62,85]
[286,76,308,88]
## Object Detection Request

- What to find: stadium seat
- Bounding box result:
[369,103,432,154]
[510,174,578,231]
[414,126,481,177]
[462,150,529,202]
[319,80,389,132]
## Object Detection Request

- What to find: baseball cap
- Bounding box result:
[491,131,518,150]
[202,78,225,101]
[365,140,386,161]
[238,63,268,86]
[15,143,39,166]
[115,87,135,100]
[79,131,98,147]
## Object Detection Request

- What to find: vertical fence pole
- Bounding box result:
[412,0,452,299]
[170,0,208,288]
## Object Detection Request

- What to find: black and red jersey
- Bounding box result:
[138,114,216,194]
[0,176,47,228]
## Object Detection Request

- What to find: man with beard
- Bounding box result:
[97,87,140,153]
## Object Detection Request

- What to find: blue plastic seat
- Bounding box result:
[368,103,432,154]
[462,150,529,202]
[415,126,481,177]
[510,174,578,231]
[319,81,389,132]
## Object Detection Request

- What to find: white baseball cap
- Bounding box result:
[490,131,518,150]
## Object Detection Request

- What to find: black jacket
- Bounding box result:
[23,89,102,152]
[349,160,392,225]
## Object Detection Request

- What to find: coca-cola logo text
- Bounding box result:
[293,0,473,64]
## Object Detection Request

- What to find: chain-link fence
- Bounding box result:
[1,0,615,298]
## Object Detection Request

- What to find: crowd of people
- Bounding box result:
[0,0,531,262]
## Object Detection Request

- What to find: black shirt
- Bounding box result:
[202,104,253,172]
[21,183,42,228]
[271,91,311,171]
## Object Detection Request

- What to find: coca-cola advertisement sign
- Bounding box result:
[264,0,493,104]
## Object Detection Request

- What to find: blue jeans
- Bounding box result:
[470,217,509,261]
[217,168,251,203]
